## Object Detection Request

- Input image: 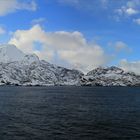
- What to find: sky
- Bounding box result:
[0,0,140,73]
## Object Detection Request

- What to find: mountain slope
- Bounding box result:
[80,66,140,86]
[0,44,83,86]
[0,44,140,86]
[0,44,25,63]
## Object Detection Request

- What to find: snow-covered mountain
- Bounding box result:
[0,44,83,86]
[0,44,140,86]
[0,44,25,63]
[80,66,140,86]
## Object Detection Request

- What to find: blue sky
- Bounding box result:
[0,0,140,73]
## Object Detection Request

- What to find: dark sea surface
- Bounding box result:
[0,86,140,140]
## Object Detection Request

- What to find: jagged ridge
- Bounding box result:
[0,44,140,86]
[81,66,140,86]
[0,44,83,86]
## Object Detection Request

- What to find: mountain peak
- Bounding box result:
[0,44,40,65]
[0,44,25,63]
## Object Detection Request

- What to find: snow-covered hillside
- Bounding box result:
[0,44,140,86]
[0,44,83,86]
[80,66,140,86]
[0,44,25,63]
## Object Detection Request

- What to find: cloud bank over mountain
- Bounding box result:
[0,0,139,75]
[9,24,110,72]
[120,59,140,75]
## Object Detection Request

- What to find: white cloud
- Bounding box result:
[31,18,46,25]
[126,8,138,15]
[59,0,140,20]
[0,0,37,16]
[114,41,128,52]
[115,0,140,18]
[133,18,140,25]
[9,24,110,72]
[0,27,6,35]
[116,7,138,16]
[126,0,140,8]
[120,59,140,75]
[108,41,131,53]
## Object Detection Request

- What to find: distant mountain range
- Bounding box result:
[0,44,140,86]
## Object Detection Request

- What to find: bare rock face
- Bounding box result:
[80,66,140,86]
